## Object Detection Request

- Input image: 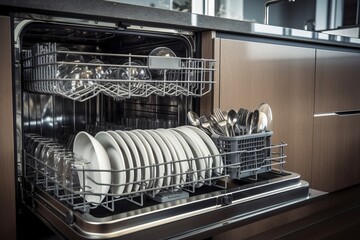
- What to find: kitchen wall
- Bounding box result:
[106,0,360,32]
[316,0,360,31]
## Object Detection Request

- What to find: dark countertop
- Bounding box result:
[1,0,360,48]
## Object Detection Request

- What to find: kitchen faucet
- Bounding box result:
[264,0,295,25]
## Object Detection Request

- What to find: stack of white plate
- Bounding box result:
[72,126,224,204]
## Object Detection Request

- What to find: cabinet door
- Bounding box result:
[217,38,315,183]
[0,16,16,240]
[315,49,360,113]
[312,115,360,192]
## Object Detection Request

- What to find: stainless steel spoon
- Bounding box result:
[200,115,221,136]
[227,109,238,136]
[256,103,273,131]
[208,114,226,136]
[257,112,268,132]
[187,111,201,128]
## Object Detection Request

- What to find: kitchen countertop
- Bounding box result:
[1,0,360,48]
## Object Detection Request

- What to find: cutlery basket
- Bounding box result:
[212,131,273,180]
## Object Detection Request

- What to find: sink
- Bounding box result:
[322,27,360,38]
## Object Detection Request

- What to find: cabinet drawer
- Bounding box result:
[315,49,360,113]
[312,114,360,192]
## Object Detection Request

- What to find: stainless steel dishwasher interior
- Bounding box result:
[20,22,193,136]
[15,17,310,240]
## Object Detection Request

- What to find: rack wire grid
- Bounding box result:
[23,132,286,213]
[22,42,216,101]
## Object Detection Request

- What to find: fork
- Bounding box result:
[214,108,230,137]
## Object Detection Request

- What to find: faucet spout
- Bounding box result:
[264,0,295,25]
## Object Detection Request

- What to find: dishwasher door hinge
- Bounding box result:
[217,194,233,206]
[66,210,75,225]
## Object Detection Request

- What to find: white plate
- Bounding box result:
[116,130,142,192]
[184,126,224,176]
[157,129,188,186]
[174,127,209,184]
[131,130,157,190]
[107,131,134,194]
[95,132,126,196]
[152,129,181,188]
[146,130,172,188]
[168,129,199,186]
[136,129,165,194]
[73,131,111,204]
[125,131,151,190]
[177,126,213,177]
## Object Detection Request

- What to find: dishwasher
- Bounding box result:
[12,12,310,240]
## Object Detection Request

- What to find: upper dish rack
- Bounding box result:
[22,43,216,101]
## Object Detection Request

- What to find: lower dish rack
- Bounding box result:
[23,130,287,213]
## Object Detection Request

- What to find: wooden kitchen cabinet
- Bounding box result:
[0,16,16,240]
[207,37,316,183]
[315,49,360,113]
[312,114,360,192]
[312,49,360,192]
[199,32,360,240]
[200,33,360,240]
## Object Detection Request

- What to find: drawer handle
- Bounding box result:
[314,110,360,117]
[335,110,360,116]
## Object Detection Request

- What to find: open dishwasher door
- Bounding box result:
[13,13,312,240]
[28,171,309,240]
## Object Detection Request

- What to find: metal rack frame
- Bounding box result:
[23,135,287,213]
[22,43,216,101]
